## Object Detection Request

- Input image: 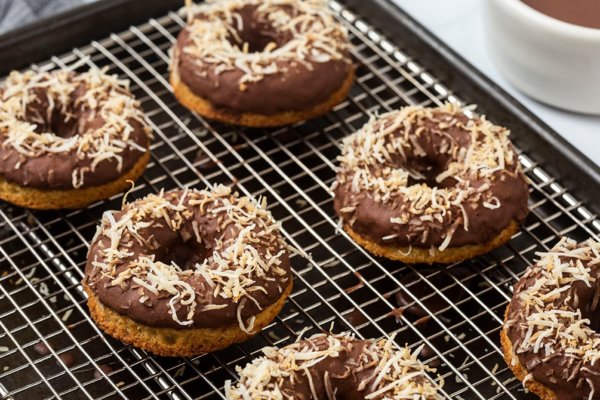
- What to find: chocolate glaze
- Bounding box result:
[228,334,439,399]
[94,364,113,379]
[273,338,373,400]
[0,72,149,190]
[57,352,75,368]
[0,125,147,190]
[173,3,352,115]
[33,341,52,356]
[505,240,600,400]
[84,188,291,330]
[334,107,529,250]
[523,0,600,29]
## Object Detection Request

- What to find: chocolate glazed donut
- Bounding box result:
[333,104,529,264]
[0,68,151,209]
[226,333,442,399]
[84,185,292,356]
[502,238,600,400]
[170,0,354,127]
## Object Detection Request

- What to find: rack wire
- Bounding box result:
[1,1,599,399]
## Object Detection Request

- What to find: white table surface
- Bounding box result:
[392,0,600,166]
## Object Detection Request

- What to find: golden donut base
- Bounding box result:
[344,219,521,264]
[501,307,557,400]
[170,65,355,128]
[84,281,292,357]
[0,151,150,210]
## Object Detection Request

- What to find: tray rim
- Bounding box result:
[0,0,597,213]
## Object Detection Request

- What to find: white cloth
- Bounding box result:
[0,0,82,34]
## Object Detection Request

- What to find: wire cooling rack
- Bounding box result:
[1,2,599,399]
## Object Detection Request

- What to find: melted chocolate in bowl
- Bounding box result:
[522,0,600,29]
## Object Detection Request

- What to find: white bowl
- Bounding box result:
[484,0,600,115]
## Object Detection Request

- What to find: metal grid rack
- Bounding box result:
[0,1,599,399]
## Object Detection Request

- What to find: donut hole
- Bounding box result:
[33,109,79,139]
[404,157,458,189]
[227,5,290,53]
[589,315,600,333]
[571,281,600,332]
[155,233,208,270]
[25,88,85,139]
[406,170,457,189]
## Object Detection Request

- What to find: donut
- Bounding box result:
[0,68,151,210]
[333,104,529,264]
[170,0,354,127]
[83,185,292,356]
[502,238,600,400]
[226,332,442,399]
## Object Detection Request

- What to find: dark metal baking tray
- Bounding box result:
[0,1,598,399]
